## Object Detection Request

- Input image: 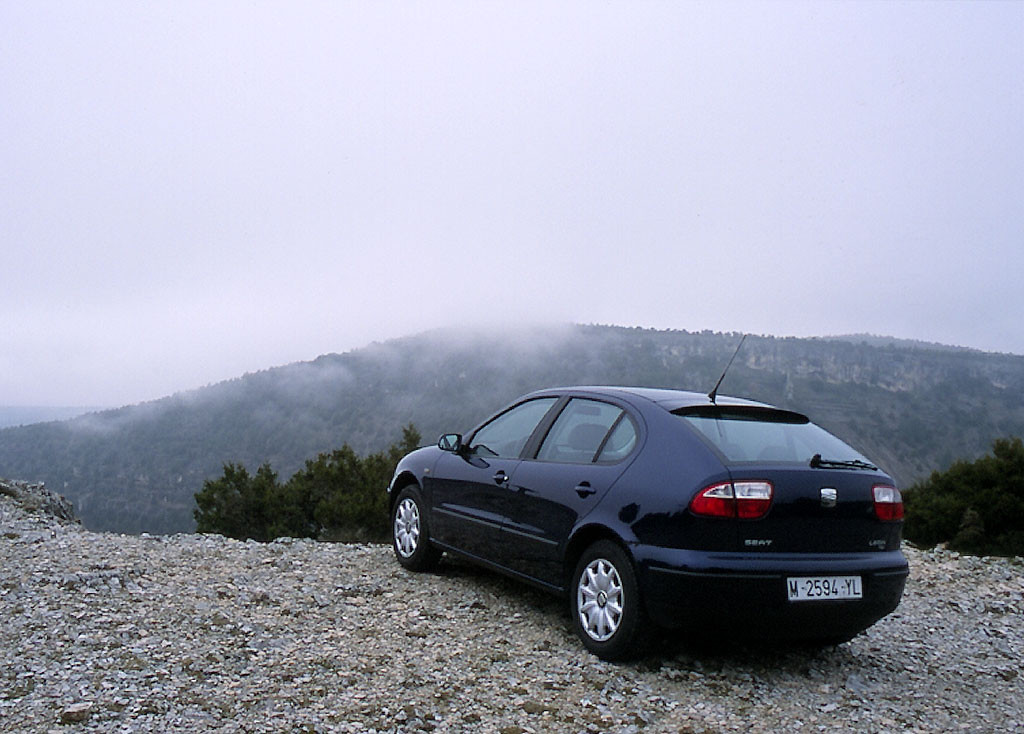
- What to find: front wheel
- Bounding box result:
[391,486,441,571]
[570,540,649,661]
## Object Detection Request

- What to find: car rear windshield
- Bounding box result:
[675,407,868,464]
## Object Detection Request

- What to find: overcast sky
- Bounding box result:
[2,1,1022,407]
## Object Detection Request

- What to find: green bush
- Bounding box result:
[903,436,1024,556]
[194,424,421,542]
[193,463,283,542]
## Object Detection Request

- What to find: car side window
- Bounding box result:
[469,398,558,458]
[596,415,638,463]
[536,398,625,464]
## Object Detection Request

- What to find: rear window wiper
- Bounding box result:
[809,454,878,471]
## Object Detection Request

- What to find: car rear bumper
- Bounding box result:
[634,546,909,640]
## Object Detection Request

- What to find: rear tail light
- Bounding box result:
[690,481,773,519]
[689,482,735,518]
[872,485,904,521]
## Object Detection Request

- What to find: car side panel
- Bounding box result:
[594,403,739,552]
[427,451,522,559]
[498,459,631,586]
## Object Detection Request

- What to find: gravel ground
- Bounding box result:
[2,489,1022,733]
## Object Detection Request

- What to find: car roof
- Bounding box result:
[529,385,774,412]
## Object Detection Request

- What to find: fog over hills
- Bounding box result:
[0,406,107,429]
[1,324,1022,535]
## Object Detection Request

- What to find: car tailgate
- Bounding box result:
[727,466,902,553]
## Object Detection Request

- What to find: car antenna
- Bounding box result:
[707,334,747,404]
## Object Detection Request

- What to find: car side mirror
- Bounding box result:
[438,433,463,452]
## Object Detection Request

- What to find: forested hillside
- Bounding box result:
[1,324,1022,534]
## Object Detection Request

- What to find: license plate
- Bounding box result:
[787,576,862,601]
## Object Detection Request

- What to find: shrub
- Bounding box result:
[193,463,283,541]
[194,424,421,542]
[903,436,1024,556]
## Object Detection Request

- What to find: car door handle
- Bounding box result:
[493,470,509,485]
[575,482,596,498]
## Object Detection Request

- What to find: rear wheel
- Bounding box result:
[391,486,441,571]
[570,540,649,660]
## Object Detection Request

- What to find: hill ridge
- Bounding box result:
[1,324,1022,534]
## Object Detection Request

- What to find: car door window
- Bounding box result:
[470,398,558,458]
[537,398,625,463]
[596,415,638,463]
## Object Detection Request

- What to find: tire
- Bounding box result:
[570,540,649,661]
[391,486,442,571]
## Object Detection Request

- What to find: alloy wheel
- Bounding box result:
[576,557,624,642]
[394,497,420,558]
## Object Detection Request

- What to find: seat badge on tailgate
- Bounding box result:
[820,488,838,508]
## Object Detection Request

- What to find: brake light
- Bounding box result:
[872,485,904,521]
[690,481,773,519]
[689,482,735,518]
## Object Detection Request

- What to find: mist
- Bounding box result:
[2,2,1022,407]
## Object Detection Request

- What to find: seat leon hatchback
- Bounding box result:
[387,386,908,660]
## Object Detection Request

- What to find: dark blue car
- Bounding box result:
[387,386,908,660]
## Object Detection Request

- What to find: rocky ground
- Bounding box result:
[1,484,1022,733]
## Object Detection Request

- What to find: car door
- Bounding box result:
[429,397,559,560]
[496,398,640,586]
